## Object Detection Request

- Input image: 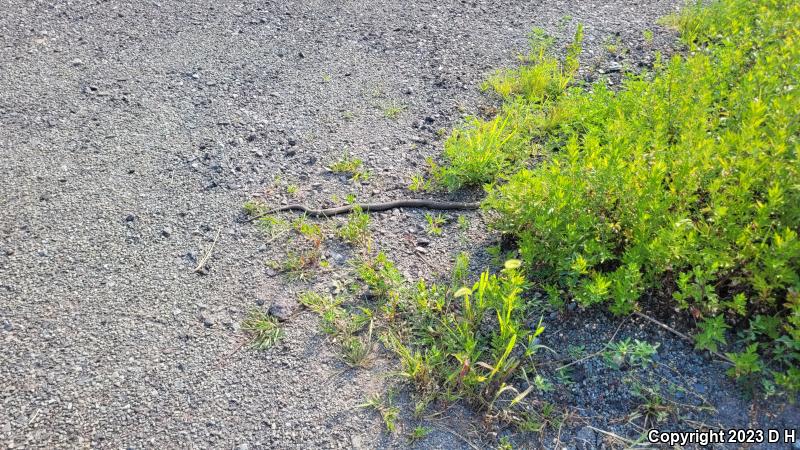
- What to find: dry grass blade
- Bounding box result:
[194,227,222,273]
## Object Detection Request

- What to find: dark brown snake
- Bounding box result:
[246,199,480,221]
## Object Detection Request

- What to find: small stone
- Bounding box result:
[606,61,623,73]
[567,302,577,312]
[71,58,83,66]
[287,138,297,146]
[417,238,431,247]
[125,214,135,223]
[183,251,197,264]
[572,366,587,383]
[161,227,172,238]
[268,297,298,321]
[285,149,296,157]
[330,252,346,265]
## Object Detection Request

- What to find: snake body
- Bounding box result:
[248,199,480,220]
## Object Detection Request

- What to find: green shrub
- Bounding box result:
[443,0,800,394]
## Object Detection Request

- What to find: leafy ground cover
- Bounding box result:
[436,0,799,397]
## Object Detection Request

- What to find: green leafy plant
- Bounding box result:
[643,29,654,44]
[298,291,375,364]
[408,174,431,192]
[337,205,370,245]
[726,344,763,379]
[360,393,400,433]
[695,316,729,353]
[436,0,799,394]
[254,215,291,240]
[387,260,538,413]
[355,251,403,301]
[330,152,369,181]
[243,199,268,217]
[424,213,446,236]
[604,339,660,369]
[497,436,513,450]
[342,319,374,367]
[408,425,432,442]
[451,251,471,288]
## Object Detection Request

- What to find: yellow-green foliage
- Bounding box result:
[387,260,540,405]
[436,26,584,191]
[337,205,370,245]
[445,0,800,394]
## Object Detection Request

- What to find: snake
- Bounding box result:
[246,199,481,220]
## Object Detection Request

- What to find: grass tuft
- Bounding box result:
[241,310,283,350]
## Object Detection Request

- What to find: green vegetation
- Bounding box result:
[242,202,326,279]
[603,339,659,369]
[435,0,799,395]
[382,99,407,119]
[433,25,584,190]
[241,310,283,349]
[297,248,552,426]
[355,251,403,302]
[330,151,369,181]
[408,174,431,192]
[298,291,374,365]
[424,213,445,236]
[642,29,654,44]
[360,393,400,433]
[243,199,267,217]
[408,425,432,442]
[337,205,370,245]
[385,259,548,417]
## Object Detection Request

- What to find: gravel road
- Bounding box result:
[1,1,693,448]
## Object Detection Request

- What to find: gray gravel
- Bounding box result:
[1,1,688,448]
